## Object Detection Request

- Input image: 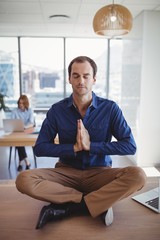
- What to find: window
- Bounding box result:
[20,38,64,127]
[109,39,142,138]
[0,37,19,116]
[0,36,140,137]
[20,37,64,109]
[65,38,108,98]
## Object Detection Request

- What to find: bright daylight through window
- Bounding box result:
[0,37,141,139]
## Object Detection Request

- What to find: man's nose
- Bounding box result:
[79,76,85,84]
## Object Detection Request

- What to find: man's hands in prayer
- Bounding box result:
[74,119,90,153]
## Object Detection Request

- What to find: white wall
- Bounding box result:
[133,11,160,167]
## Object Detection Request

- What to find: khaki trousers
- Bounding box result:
[16,162,146,218]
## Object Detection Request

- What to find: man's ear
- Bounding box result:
[93,78,96,84]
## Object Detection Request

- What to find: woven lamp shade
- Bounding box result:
[93,4,133,37]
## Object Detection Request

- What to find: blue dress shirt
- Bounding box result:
[34,92,136,169]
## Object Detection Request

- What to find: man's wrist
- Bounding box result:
[74,144,78,153]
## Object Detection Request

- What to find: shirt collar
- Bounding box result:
[67,91,98,109]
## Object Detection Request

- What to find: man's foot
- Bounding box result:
[101,207,113,226]
[36,204,69,229]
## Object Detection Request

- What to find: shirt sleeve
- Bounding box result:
[26,108,35,126]
[90,103,136,156]
[33,107,75,158]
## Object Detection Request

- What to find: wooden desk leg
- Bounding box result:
[8,147,12,169]
[32,147,37,168]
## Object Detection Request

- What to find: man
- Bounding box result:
[16,56,146,229]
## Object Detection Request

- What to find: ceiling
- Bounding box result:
[0,0,160,37]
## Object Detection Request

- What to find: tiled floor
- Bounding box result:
[0,146,135,180]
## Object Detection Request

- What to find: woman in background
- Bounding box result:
[11,94,35,171]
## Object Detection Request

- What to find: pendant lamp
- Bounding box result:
[93,1,133,37]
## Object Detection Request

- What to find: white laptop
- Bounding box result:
[132,167,160,213]
[3,119,24,132]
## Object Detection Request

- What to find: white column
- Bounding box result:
[136,11,160,166]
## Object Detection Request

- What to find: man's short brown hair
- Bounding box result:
[68,56,97,78]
